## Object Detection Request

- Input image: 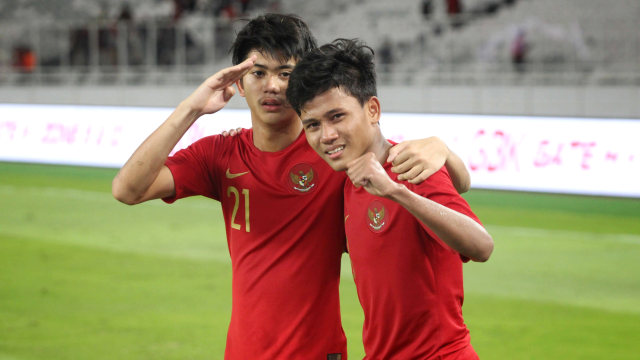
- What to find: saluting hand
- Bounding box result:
[184,55,257,116]
[346,153,401,198]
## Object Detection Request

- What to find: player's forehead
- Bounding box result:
[246,49,298,68]
[301,88,359,120]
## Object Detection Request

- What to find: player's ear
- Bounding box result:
[366,96,381,124]
[236,79,246,97]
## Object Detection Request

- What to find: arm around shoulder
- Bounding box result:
[389,136,471,194]
[444,149,471,194]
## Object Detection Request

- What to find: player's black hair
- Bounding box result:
[230,13,317,65]
[287,38,377,116]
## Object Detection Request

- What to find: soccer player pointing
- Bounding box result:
[288,39,494,359]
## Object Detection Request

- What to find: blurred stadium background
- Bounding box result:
[1,0,639,359]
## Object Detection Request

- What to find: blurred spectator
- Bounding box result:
[214,0,237,19]
[158,0,206,66]
[266,0,281,13]
[69,26,90,67]
[118,3,144,66]
[157,25,176,66]
[483,1,500,15]
[159,0,196,66]
[239,0,252,15]
[12,45,36,73]
[118,3,133,22]
[446,0,465,28]
[421,0,433,20]
[173,0,197,21]
[97,3,118,67]
[511,29,529,73]
[446,0,463,15]
[378,38,394,73]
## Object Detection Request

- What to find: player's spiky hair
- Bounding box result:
[287,38,377,116]
[230,13,317,65]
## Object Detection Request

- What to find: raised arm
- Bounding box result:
[387,137,470,193]
[347,153,493,262]
[112,56,256,205]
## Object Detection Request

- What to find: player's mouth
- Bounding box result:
[325,145,345,159]
[261,98,283,111]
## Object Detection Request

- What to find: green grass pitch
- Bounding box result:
[1,161,639,359]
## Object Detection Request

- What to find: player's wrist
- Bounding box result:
[385,182,408,201]
[177,100,205,122]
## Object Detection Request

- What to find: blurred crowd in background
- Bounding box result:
[1,0,639,86]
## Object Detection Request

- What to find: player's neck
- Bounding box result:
[370,131,393,165]
[251,118,303,152]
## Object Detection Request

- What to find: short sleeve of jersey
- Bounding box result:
[408,166,483,261]
[163,135,224,203]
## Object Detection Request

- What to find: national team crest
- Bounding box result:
[367,200,387,233]
[288,163,317,193]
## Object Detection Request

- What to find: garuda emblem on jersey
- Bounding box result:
[288,163,317,193]
[367,200,387,233]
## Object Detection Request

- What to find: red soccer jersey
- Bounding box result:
[344,161,481,360]
[164,129,347,359]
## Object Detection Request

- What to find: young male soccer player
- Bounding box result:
[287,38,495,359]
[112,14,471,359]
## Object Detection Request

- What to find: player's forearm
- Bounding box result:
[387,185,493,262]
[445,150,471,194]
[112,102,200,204]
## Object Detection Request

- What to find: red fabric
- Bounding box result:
[344,158,481,359]
[165,129,347,359]
[442,343,480,359]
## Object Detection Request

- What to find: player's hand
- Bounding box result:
[184,56,256,116]
[347,152,400,198]
[388,136,449,184]
[221,128,243,137]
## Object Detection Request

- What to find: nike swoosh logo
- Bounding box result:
[226,168,250,179]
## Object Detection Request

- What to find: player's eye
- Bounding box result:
[280,71,291,78]
[252,70,265,77]
[305,122,320,130]
[332,113,345,121]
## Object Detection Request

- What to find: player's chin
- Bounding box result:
[322,156,347,172]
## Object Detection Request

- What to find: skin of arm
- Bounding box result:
[387,137,471,193]
[347,152,493,262]
[111,56,256,205]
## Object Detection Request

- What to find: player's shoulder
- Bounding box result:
[410,166,456,193]
[180,129,250,160]
[428,166,452,184]
[204,128,252,148]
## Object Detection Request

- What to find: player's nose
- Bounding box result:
[264,75,281,93]
[320,124,338,143]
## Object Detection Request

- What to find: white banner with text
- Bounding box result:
[1,104,638,197]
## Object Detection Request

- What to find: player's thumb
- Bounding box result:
[223,86,236,102]
[387,143,403,163]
